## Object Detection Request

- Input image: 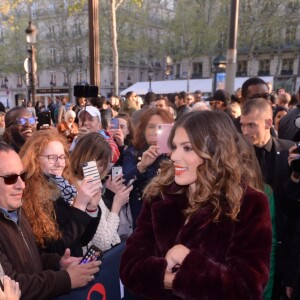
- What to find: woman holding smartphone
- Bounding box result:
[70,132,133,251]
[120,111,272,299]
[122,108,173,229]
[19,130,101,256]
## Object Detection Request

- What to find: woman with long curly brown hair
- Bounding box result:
[120,110,272,299]
[19,130,102,256]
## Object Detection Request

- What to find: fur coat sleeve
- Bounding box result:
[120,186,272,300]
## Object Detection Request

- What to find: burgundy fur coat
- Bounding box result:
[120,185,272,300]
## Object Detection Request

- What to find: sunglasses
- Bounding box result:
[16,117,36,126]
[0,171,28,185]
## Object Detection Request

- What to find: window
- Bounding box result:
[73,23,82,36]
[175,63,180,79]
[76,71,82,84]
[31,2,37,17]
[48,25,55,38]
[63,72,68,86]
[17,75,22,88]
[49,48,57,64]
[191,62,202,79]
[75,46,82,61]
[286,23,297,45]
[286,1,300,13]
[281,58,294,75]
[50,72,56,86]
[258,59,270,76]
[261,28,273,47]
[237,60,247,76]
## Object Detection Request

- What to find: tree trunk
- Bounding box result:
[111,0,119,96]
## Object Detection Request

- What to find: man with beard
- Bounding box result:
[2,107,37,152]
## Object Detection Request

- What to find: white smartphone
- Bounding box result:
[82,161,100,182]
[112,166,123,179]
[157,123,173,154]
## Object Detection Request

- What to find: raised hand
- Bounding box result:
[105,174,124,194]
[111,184,133,214]
[137,146,159,172]
[75,177,102,211]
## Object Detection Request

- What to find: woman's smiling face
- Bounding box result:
[171,127,204,193]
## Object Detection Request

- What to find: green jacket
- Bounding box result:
[263,184,277,300]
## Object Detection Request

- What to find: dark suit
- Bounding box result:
[278,104,300,142]
[256,137,297,300]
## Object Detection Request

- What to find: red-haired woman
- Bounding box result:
[19,130,101,256]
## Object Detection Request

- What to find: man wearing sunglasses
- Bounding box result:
[0,142,101,299]
[2,107,37,152]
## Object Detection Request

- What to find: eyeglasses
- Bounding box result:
[39,154,68,164]
[16,117,36,126]
[0,171,28,185]
[248,93,271,100]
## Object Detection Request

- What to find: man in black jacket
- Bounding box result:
[278,87,300,142]
[240,98,296,300]
[0,142,100,300]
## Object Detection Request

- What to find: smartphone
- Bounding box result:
[82,161,100,182]
[157,123,173,154]
[112,166,123,179]
[110,118,120,130]
[80,245,103,264]
[38,111,51,129]
[126,176,137,188]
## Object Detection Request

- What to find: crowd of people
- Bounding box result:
[0,77,299,300]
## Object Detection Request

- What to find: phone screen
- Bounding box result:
[80,245,103,264]
[157,123,173,154]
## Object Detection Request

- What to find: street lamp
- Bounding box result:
[148,67,153,92]
[24,21,37,106]
[212,54,227,93]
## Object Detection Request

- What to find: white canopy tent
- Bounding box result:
[120,77,274,96]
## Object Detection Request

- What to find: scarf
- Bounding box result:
[45,173,77,205]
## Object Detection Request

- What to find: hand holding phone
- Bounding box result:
[80,245,103,264]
